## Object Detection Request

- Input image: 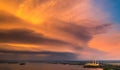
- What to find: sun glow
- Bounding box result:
[16,11,44,25]
[15,0,45,25]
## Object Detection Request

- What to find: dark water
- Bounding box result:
[0,63,103,70]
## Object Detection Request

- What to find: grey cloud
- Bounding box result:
[93,24,112,34]
[57,23,92,42]
[44,20,111,43]
[0,29,70,46]
[0,50,77,60]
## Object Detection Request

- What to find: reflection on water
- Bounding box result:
[0,63,103,70]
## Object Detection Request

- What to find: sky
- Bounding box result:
[0,0,120,60]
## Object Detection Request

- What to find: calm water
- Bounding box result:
[0,63,103,70]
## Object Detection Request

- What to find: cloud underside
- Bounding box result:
[0,50,77,60]
[0,29,70,46]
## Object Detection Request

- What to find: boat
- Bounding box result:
[19,62,26,65]
[84,58,103,68]
[84,63,102,68]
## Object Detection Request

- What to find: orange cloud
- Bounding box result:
[89,25,120,60]
[0,0,113,60]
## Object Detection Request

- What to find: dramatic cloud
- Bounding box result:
[0,29,71,46]
[89,25,120,60]
[0,50,77,60]
[48,21,111,42]
[0,0,116,60]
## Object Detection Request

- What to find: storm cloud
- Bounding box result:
[0,10,111,60]
[0,29,70,46]
[41,20,111,43]
[0,50,77,60]
[0,0,114,60]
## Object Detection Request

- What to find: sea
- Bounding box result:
[0,63,103,70]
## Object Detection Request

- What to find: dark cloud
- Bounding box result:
[93,23,112,34]
[0,50,72,54]
[45,20,111,43]
[58,23,92,42]
[0,50,77,60]
[0,29,69,46]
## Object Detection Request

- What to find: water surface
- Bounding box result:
[0,63,103,70]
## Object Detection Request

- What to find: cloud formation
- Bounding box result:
[0,10,22,23]
[0,29,71,46]
[0,50,77,60]
[0,0,114,60]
